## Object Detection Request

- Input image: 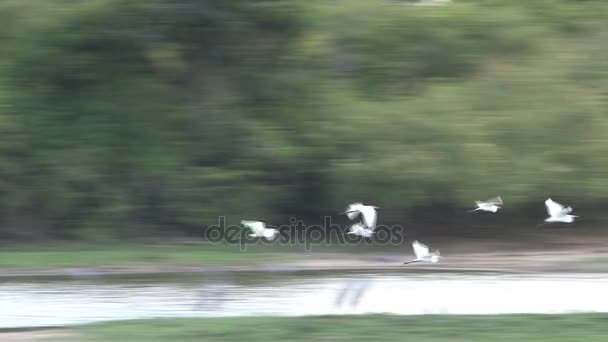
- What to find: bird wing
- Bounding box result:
[412,240,430,259]
[485,196,503,205]
[361,228,373,238]
[241,220,265,235]
[545,198,565,217]
[345,203,363,220]
[348,222,364,234]
[346,211,360,221]
[263,229,278,240]
[359,205,377,230]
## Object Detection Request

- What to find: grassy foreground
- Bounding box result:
[72,314,608,341]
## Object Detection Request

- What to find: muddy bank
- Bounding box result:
[1,232,607,279]
[0,328,71,342]
[0,248,607,279]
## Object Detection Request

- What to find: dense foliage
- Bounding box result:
[1,0,607,239]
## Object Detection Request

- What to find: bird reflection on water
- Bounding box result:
[334,278,373,311]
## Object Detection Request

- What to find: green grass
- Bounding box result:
[0,243,296,268]
[73,314,608,341]
[0,238,416,269]
[575,257,608,265]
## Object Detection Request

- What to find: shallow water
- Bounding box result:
[1,271,608,328]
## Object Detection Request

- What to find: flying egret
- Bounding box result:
[403,240,441,264]
[544,198,578,223]
[341,202,379,230]
[241,220,279,240]
[347,222,374,238]
[469,196,503,213]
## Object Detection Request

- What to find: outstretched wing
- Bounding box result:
[361,228,373,238]
[263,229,278,240]
[348,223,373,237]
[348,222,365,234]
[359,205,377,230]
[412,240,430,259]
[345,203,363,220]
[545,198,565,217]
[241,220,265,235]
[485,196,503,205]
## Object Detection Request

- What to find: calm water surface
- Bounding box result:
[1,270,607,328]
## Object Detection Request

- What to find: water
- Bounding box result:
[1,271,608,328]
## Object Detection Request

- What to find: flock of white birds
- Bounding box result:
[240,196,577,265]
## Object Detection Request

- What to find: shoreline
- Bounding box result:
[2,232,608,279]
[1,248,607,279]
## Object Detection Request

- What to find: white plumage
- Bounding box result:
[241,220,279,240]
[403,240,441,264]
[347,222,374,238]
[544,198,577,223]
[470,196,503,213]
[342,202,379,230]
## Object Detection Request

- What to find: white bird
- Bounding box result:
[403,240,441,264]
[341,202,379,230]
[469,196,503,213]
[240,220,279,240]
[544,198,577,223]
[347,222,374,238]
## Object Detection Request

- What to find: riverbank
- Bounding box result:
[6,314,608,341]
[1,229,608,278]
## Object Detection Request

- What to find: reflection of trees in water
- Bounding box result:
[334,278,373,310]
[195,268,234,311]
[194,267,290,312]
[192,268,377,313]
